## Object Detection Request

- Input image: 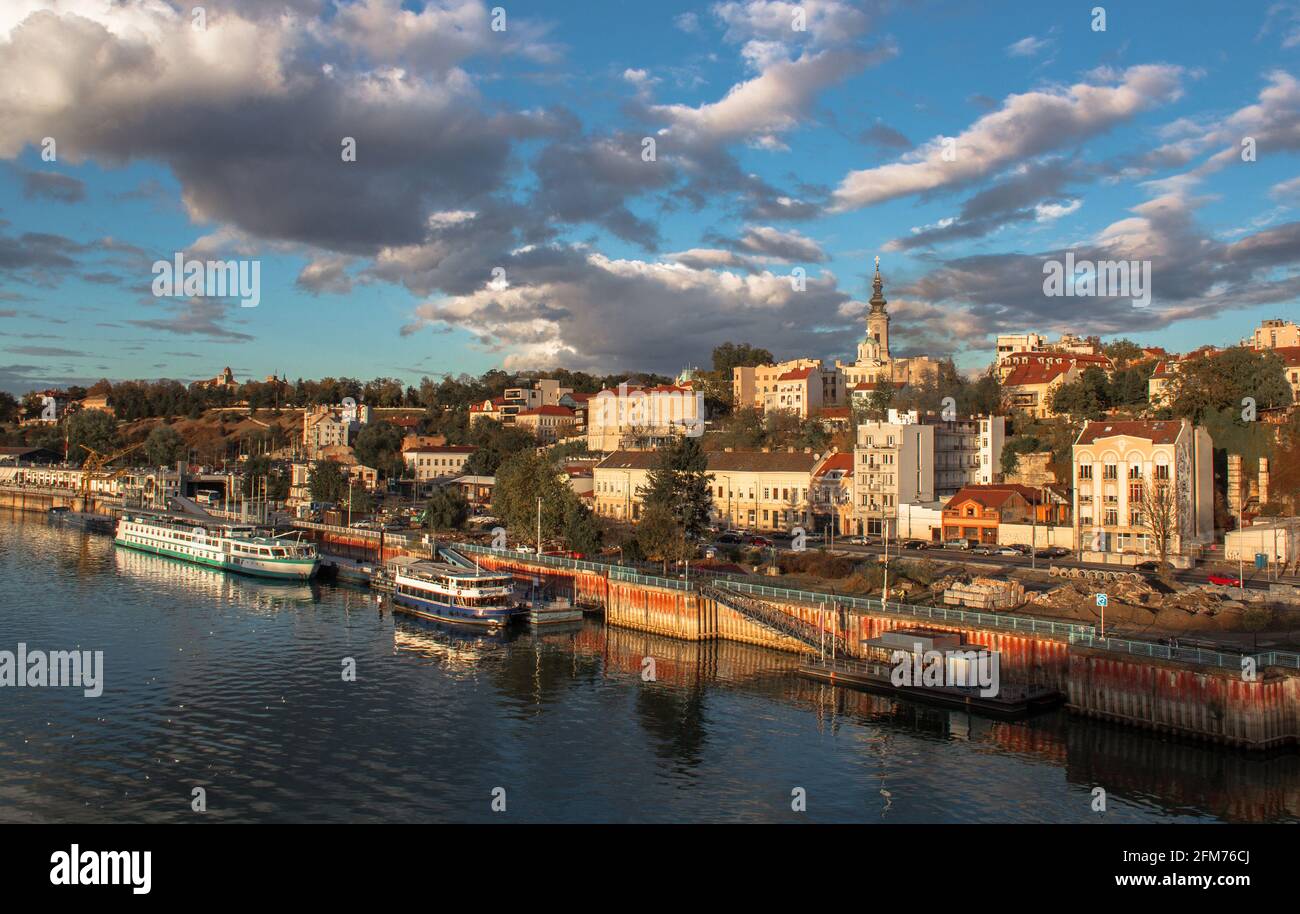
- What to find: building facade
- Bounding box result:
[1072,419,1214,559]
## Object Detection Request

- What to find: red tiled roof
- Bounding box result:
[852,382,879,391]
[1273,345,1300,367]
[815,452,854,476]
[1003,361,1073,386]
[777,367,815,381]
[1076,419,1184,445]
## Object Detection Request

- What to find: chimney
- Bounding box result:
[1259,457,1270,507]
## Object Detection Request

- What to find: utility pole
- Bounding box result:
[536,496,542,556]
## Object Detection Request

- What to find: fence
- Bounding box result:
[1068,632,1300,673]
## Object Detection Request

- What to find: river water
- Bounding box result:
[1,510,1295,824]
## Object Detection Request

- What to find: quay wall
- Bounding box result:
[1068,648,1300,750]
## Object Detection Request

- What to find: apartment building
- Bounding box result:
[304,403,370,457]
[999,352,1113,418]
[932,415,1005,495]
[1245,318,1300,351]
[585,383,702,452]
[733,359,840,414]
[403,445,478,483]
[514,405,577,443]
[592,448,827,531]
[810,451,855,535]
[853,417,935,538]
[994,332,1102,364]
[1072,419,1213,559]
[468,397,508,425]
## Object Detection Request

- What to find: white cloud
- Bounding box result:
[829,65,1184,211]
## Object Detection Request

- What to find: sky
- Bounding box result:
[0,0,1298,395]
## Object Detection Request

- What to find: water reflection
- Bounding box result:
[2,509,1297,823]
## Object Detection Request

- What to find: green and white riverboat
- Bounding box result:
[114,513,320,581]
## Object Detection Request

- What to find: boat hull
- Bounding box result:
[392,590,525,628]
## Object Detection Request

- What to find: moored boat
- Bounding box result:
[113,513,319,581]
[390,560,525,628]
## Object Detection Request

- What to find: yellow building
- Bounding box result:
[1072,419,1213,561]
[592,448,830,532]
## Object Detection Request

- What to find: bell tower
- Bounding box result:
[857,256,891,364]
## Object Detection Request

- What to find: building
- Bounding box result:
[403,445,478,483]
[303,403,370,457]
[1245,318,1300,351]
[853,416,935,538]
[495,378,575,425]
[994,332,1103,364]
[468,397,508,425]
[933,414,1005,495]
[834,257,941,389]
[810,450,854,535]
[733,358,839,414]
[191,366,238,390]
[514,405,577,443]
[585,383,703,452]
[1275,347,1300,405]
[942,486,1035,545]
[592,448,827,531]
[1072,419,1214,560]
[999,352,1113,418]
[0,446,59,465]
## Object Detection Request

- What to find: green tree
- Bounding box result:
[492,450,572,548]
[638,436,714,539]
[1049,366,1110,419]
[144,424,186,467]
[561,499,603,555]
[636,501,687,573]
[66,410,121,465]
[308,460,348,504]
[352,421,406,478]
[1170,348,1291,423]
[711,341,774,374]
[0,391,18,424]
[464,419,539,476]
[424,486,470,532]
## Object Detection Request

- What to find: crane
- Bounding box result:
[79,441,144,497]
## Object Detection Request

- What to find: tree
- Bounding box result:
[492,450,572,548]
[1139,476,1179,566]
[464,419,539,476]
[352,421,406,478]
[1169,347,1291,423]
[0,391,18,424]
[1049,366,1110,419]
[636,501,687,573]
[561,499,603,555]
[1102,339,1144,368]
[308,460,348,504]
[638,436,714,539]
[66,410,120,465]
[423,486,469,532]
[711,341,774,374]
[144,424,186,467]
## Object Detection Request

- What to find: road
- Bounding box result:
[714,534,1298,594]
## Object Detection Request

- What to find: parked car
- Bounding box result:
[901,540,929,550]
[1134,560,1164,572]
[994,546,1022,556]
[1043,546,1070,558]
[1208,573,1242,586]
[942,539,973,550]
[971,544,997,555]
[748,535,773,548]
[716,532,744,545]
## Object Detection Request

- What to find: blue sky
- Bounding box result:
[1,0,1298,395]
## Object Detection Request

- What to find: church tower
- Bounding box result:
[857,256,891,364]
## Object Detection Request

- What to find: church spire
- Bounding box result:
[869,255,887,313]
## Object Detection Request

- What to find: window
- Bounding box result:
[1103,464,1118,480]
[1079,465,1093,480]
[1155,464,1169,480]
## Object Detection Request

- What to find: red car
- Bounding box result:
[748,536,773,548]
[1208,573,1242,586]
